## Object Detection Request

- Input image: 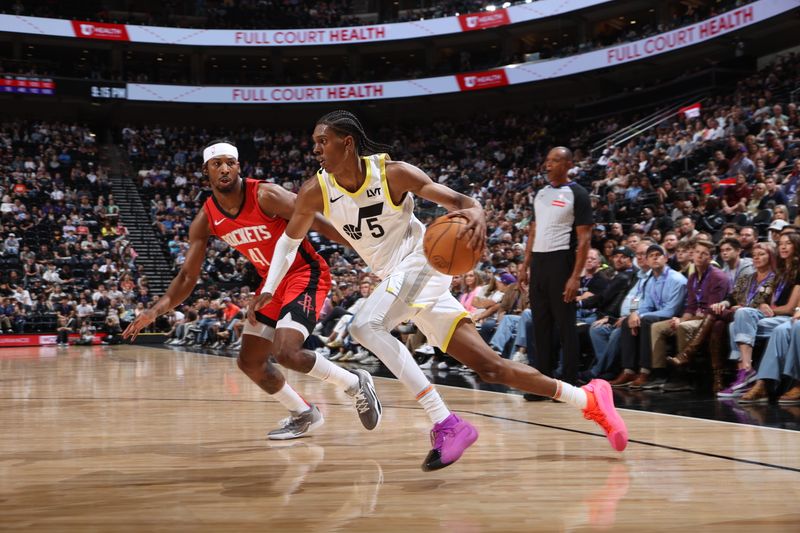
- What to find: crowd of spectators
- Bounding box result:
[0,121,145,343]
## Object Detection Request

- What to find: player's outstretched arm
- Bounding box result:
[248,179,326,324]
[386,161,486,252]
[122,210,209,341]
[256,182,348,246]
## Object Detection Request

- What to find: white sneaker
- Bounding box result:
[340,350,356,362]
[415,344,435,356]
[329,351,345,361]
[353,347,375,363]
[436,361,450,370]
[511,350,527,363]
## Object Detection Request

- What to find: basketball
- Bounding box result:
[423,215,482,275]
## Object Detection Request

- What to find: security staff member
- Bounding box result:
[519,147,592,395]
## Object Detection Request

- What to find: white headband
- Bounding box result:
[203,142,239,164]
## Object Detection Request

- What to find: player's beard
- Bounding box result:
[215,174,238,194]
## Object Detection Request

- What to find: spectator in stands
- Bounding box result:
[0,297,14,333]
[761,176,789,209]
[720,233,800,397]
[575,248,609,325]
[652,240,729,391]
[739,226,758,258]
[718,237,754,288]
[611,244,687,389]
[56,309,78,346]
[722,173,750,216]
[586,243,647,382]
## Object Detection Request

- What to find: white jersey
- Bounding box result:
[317,153,424,280]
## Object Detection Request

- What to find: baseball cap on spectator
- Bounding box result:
[496,272,517,285]
[769,220,788,232]
[594,225,606,232]
[612,246,635,258]
[646,244,666,256]
[222,297,231,302]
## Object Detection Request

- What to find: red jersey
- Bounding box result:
[203,178,328,291]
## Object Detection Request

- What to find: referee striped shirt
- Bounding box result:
[532,181,592,253]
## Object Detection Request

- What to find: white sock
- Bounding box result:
[307,352,360,393]
[554,380,588,410]
[272,383,311,414]
[416,385,451,424]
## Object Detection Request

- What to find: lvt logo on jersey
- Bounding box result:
[366,187,381,198]
[71,20,130,41]
[458,9,510,31]
[456,70,509,92]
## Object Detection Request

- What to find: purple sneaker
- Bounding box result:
[421,414,479,472]
[716,368,757,398]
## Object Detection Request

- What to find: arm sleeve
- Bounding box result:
[260,234,303,295]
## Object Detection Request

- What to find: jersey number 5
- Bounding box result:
[365,217,384,238]
[342,203,385,241]
[247,248,271,268]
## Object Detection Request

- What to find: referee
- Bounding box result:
[519,147,592,395]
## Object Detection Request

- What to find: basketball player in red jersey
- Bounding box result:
[123,139,381,440]
[253,111,628,470]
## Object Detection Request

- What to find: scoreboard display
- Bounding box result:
[0,76,55,95]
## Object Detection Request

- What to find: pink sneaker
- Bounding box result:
[421,414,479,471]
[582,379,629,452]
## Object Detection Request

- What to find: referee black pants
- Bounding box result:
[530,250,578,385]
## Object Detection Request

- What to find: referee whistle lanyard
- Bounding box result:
[746,272,774,306]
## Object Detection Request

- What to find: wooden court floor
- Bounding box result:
[1,345,799,532]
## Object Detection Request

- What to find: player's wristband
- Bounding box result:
[260,234,303,295]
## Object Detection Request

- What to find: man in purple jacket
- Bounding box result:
[651,239,730,391]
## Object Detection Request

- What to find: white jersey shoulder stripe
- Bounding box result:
[317,169,331,218]
[378,154,402,212]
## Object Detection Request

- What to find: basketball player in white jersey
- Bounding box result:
[251,111,628,470]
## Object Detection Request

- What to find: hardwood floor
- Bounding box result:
[1,345,798,531]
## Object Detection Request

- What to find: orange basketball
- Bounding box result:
[423,215,482,275]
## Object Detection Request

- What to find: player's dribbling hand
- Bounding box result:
[448,206,486,252]
[122,309,157,342]
[248,292,273,325]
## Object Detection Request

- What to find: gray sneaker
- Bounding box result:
[267,405,325,440]
[349,369,382,430]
